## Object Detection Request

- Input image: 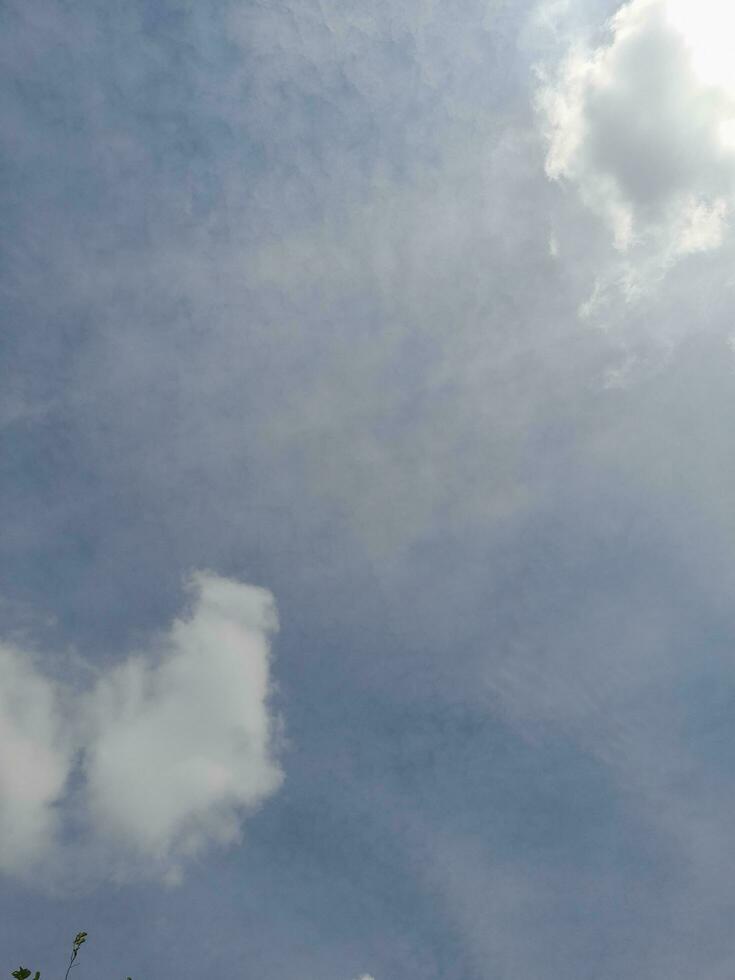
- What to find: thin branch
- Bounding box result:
[63,948,78,980]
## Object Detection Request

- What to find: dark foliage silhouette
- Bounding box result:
[10,932,131,980]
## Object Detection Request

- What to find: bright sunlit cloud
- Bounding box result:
[537,0,735,323]
[665,0,735,91]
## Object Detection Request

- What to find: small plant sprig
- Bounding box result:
[63,931,87,980]
[10,931,132,980]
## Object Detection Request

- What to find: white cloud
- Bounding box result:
[0,645,76,874]
[537,0,735,308]
[0,571,283,890]
[82,571,283,862]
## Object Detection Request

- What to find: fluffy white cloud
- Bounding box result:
[0,571,283,889]
[0,645,76,874]
[538,0,735,307]
[82,571,283,865]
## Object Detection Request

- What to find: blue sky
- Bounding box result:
[4,0,735,977]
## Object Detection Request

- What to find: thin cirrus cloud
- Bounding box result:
[537,0,735,316]
[0,571,283,892]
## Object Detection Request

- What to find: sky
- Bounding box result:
[3,0,735,977]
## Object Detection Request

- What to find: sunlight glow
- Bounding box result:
[665,0,735,92]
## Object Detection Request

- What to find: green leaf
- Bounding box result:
[11,969,31,980]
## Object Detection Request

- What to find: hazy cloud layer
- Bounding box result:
[5,0,735,978]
